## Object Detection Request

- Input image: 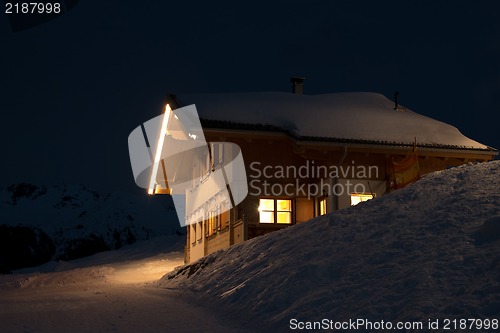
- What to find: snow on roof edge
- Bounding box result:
[199,118,497,153]
[168,92,495,152]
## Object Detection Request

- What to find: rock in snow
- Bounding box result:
[161,161,500,329]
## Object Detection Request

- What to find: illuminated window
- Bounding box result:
[196,221,202,241]
[259,199,275,223]
[207,207,221,236]
[319,198,327,215]
[276,199,292,224]
[214,206,221,231]
[208,211,214,235]
[350,193,374,206]
[220,201,229,229]
[191,224,196,244]
[258,198,292,224]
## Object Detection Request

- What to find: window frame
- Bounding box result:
[210,143,225,170]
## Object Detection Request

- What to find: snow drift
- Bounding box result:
[161,161,500,328]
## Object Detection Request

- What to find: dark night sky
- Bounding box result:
[0,0,499,193]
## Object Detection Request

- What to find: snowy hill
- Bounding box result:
[0,183,180,272]
[161,161,500,330]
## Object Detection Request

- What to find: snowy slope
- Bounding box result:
[176,92,490,149]
[161,161,500,329]
[0,183,180,270]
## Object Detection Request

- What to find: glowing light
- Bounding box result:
[350,193,374,206]
[148,104,171,195]
[188,133,197,140]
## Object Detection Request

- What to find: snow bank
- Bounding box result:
[161,161,500,328]
[175,92,490,149]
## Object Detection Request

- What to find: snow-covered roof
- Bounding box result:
[173,92,493,151]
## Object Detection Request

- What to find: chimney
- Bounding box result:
[394,91,399,110]
[290,77,305,95]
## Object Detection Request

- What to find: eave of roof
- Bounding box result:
[200,118,498,154]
